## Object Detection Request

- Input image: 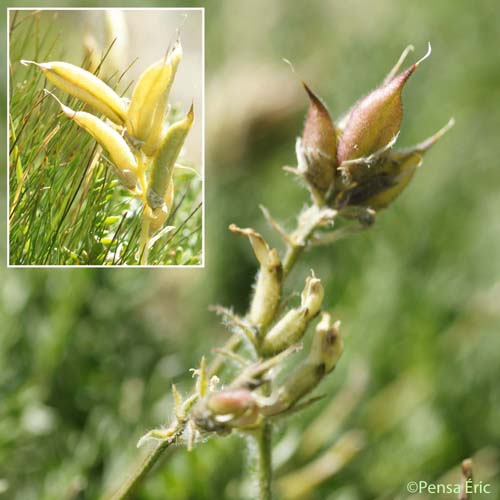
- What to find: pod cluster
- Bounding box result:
[22,39,193,238]
[188,225,343,434]
[293,44,454,220]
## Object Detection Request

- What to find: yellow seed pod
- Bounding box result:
[147,104,193,209]
[126,41,182,144]
[112,167,138,191]
[148,205,169,235]
[49,94,137,176]
[143,42,183,156]
[165,177,175,209]
[147,178,174,235]
[22,60,127,125]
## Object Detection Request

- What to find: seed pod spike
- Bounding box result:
[337,43,432,166]
[22,59,127,125]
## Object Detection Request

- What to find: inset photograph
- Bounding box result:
[8,8,204,266]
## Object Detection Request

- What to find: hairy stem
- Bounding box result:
[282,205,330,277]
[254,421,273,500]
[106,439,177,500]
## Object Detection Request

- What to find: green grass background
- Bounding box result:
[2,0,500,499]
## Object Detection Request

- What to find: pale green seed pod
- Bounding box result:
[54,99,138,178]
[261,314,343,416]
[22,60,127,125]
[126,41,182,144]
[146,105,193,209]
[229,225,283,331]
[307,313,343,374]
[262,274,324,356]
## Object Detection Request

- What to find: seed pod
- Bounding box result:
[207,389,256,416]
[143,43,183,156]
[126,41,182,144]
[22,60,127,125]
[229,224,282,331]
[262,274,324,357]
[48,94,137,176]
[207,389,260,428]
[297,83,338,200]
[146,104,193,209]
[148,205,169,235]
[165,177,175,210]
[337,44,432,166]
[345,118,454,209]
[261,314,343,416]
[146,176,175,236]
[111,167,138,190]
[308,313,343,374]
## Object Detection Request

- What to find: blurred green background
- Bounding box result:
[2,1,500,499]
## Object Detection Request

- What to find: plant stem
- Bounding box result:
[106,439,177,500]
[282,205,330,277]
[255,421,273,500]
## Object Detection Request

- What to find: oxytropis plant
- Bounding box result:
[22,38,193,265]
[111,44,453,499]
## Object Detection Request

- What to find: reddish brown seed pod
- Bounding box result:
[337,44,432,165]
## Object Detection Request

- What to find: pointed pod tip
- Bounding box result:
[417,117,455,152]
[188,101,194,117]
[173,36,183,55]
[21,59,51,70]
[394,42,432,85]
[43,88,73,117]
[415,42,432,68]
[302,81,325,109]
